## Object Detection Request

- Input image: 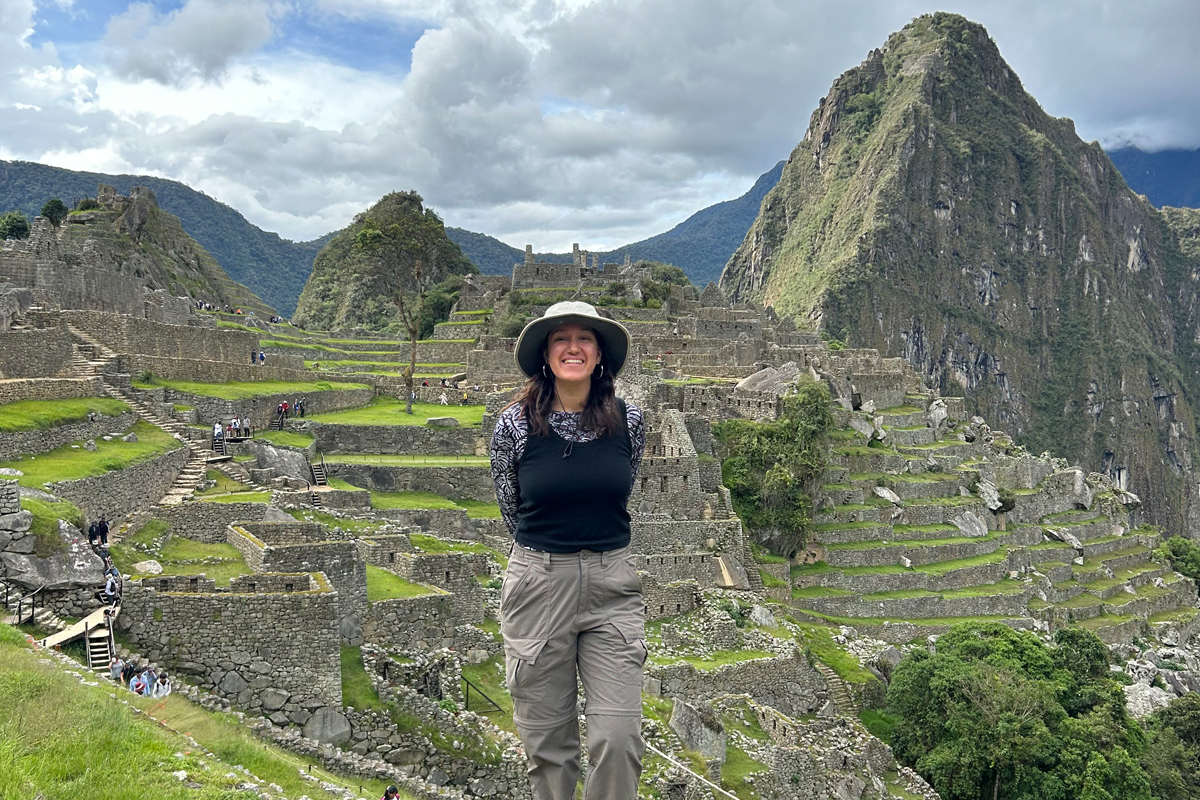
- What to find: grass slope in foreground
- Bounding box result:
[0,624,399,799]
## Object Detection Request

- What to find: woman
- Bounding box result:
[490,301,646,800]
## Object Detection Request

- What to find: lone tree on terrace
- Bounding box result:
[353,191,460,414]
[40,198,68,226]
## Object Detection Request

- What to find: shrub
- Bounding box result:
[40,199,68,226]
[0,210,30,240]
[76,197,101,211]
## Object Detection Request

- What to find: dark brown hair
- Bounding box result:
[509,328,622,437]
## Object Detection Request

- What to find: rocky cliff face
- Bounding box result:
[293,191,474,332]
[721,13,1200,533]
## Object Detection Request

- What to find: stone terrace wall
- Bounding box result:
[0,412,136,460]
[327,464,497,503]
[393,552,485,623]
[155,501,269,543]
[110,354,321,386]
[154,387,373,428]
[0,327,74,379]
[64,310,258,362]
[0,376,100,406]
[308,422,481,456]
[361,591,456,649]
[631,518,743,555]
[228,523,367,623]
[649,652,825,719]
[47,446,188,520]
[642,577,702,621]
[120,572,342,714]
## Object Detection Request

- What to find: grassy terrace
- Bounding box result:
[0,420,178,488]
[410,532,507,565]
[0,397,129,431]
[254,429,314,448]
[365,564,436,601]
[197,491,272,504]
[131,377,370,399]
[793,548,1014,580]
[324,454,490,467]
[365,488,501,518]
[307,396,485,427]
[113,531,252,587]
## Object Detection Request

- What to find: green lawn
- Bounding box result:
[789,619,876,684]
[461,653,516,733]
[722,743,768,800]
[194,469,258,496]
[21,497,83,558]
[131,377,369,400]
[368,489,500,518]
[0,397,129,432]
[254,430,314,448]
[308,396,485,427]
[340,645,386,712]
[112,535,252,587]
[410,532,507,567]
[284,508,383,533]
[0,420,179,488]
[325,454,490,467]
[197,491,272,504]
[365,564,436,601]
[653,649,775,670]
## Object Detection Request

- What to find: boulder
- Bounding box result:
[1126,659,1159,685]
[951,511,988,539]
[261,688,290,711]
[877,646,903,671]
[712,553,750,590]
[927,398,948,430]
[1125,682,1173,719]
[132,560,163,575]
[1,520,104,591]
[748,605,777,628]
[83,439,97,451]
[668,700,726,762]
[873,486,902,506]
[303,707,352,746]
[0,510,32,533]
[977,480,1002,511]
[218,671,249,694]
[245,441,310,481]
[848,417,875,441]
[122,433,139,443]
[735,362,801,395]
[426,417,460,427]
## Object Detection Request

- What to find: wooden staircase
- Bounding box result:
[310,461,328,487]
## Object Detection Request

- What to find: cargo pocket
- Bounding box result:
[500,563,548,639]
[612,618,649,668]
[504,636,550,702]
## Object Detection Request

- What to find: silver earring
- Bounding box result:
[542,364,550,378]
[594,364,604,378]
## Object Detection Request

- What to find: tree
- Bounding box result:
[353,192,454,414]
[40,198,67,226]
[0,211,30,240]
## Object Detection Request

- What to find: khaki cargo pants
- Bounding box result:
[501,545,647,800]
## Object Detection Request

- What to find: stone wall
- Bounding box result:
[361,590,456,649]
[0,377,100,405]
[631,518,743,556]
[309,422,481,456]
[0,412,137,460]
[64,310,258,362]
[0,326,75,379]
[392,552,485,624]
[120,572,342,714]
[649,651,825,719]
[642,577,702,620]
[110,354,323,386]
[152,386,374,428]
[46,446,188,520]
[154,501,270,544]
[273,489,370,509]
[327,464,497,503]
[228,522,367,628]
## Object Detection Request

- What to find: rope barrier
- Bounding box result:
[644,741,742,800]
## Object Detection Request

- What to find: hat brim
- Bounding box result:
[514,313,631,379]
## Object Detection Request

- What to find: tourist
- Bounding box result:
[213,421,223,441]
[281,400,290,419]
[439,392,448,405]
[251,349,257,365]
[87,519,102,549]
[109,656,124,683]
[129,671,147,696]
[382,787,400,800]
[231,416,240,437]
[121,660,139,688]
[97,516,109,546]
[152,673,172,698]
[489,301,645,800]
[96,571,121,606]
[296,398,305,418]
[259,350,265,365]
[462,390,469,405]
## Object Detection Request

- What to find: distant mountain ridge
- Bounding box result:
[447,160,785,286]
[0,160,326,316]
[1107,147,1200,209]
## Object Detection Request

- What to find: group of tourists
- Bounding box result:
[252,350,266,365]
[110,657,171,698]
[86,517,109,548]
[93,558,122,606]
[269,315,285,324]
[276,399,305,419]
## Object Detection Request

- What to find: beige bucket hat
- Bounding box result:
[514,301,632,379]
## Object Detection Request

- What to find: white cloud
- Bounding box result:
[3,0,1200,250]
[103,0,274,85]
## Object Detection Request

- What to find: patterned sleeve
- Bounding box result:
[626,402,646,489]
[489,405,526,537]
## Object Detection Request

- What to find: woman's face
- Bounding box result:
[545,323,601,385]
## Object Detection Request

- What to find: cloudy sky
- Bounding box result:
[2,0,1197,248]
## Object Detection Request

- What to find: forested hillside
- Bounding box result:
[0,160,327,316]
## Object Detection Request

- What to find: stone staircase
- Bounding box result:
[815,662,859,715]
[785,393,1200,645]
[66,324,117,378]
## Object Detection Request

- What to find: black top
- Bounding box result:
[515,401,633,553]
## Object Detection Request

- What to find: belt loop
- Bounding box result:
[601,549,610,567]
[542,550,550,568]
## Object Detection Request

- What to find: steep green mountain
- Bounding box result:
[721,13,1200,533]
[293,191,476,331]
[446,160,785,285]
[0,160,326,316]
[1109,147,1200,209]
